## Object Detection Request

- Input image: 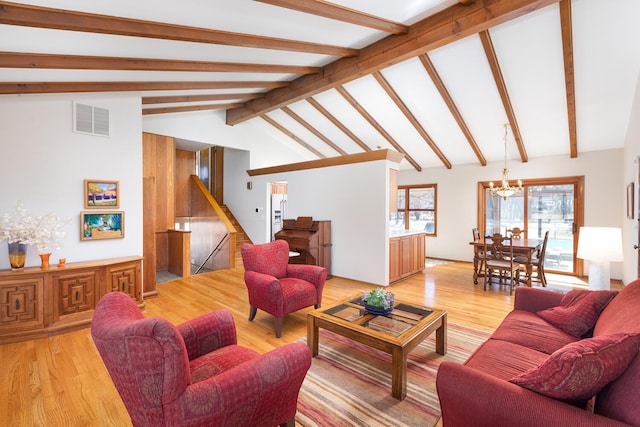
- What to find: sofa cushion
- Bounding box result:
[594,279,640,337]
[190,345,260,384]
[594,351,640,425]
[491,310,579,354]
[464,339,549,381]
[509,333,640,403]
[536,290,617,338]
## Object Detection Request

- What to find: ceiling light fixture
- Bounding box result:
[490,124,522,201]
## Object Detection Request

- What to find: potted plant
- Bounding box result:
[362,288,395,314]
[0,202,68,270]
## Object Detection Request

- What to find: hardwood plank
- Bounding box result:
[0,261,616,426]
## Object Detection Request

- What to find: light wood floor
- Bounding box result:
[0,261,618,426]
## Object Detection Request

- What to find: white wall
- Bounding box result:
[623,73,640,284]
[398,148,625,279]
[0,93,143,270]
[223,147,396,285]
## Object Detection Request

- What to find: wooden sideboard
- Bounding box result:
[0,256,143,344]
[389,233,426,283]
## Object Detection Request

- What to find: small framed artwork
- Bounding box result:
[85,179,119,208]
[627,182,635,219]
[81,211,124,240]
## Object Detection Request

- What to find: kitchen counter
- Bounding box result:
[389,229,427,238]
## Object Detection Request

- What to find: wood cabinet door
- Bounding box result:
[389,238,401,282]
[400,236,412,277]
[0,277,45,331]
[106,262,142,301]
[54,271,96,317]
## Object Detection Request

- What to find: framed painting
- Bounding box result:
[81,211,124,240]
[85,179,119,208]
[627,182,635,219]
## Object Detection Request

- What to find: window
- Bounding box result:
[478,176,584,275]
[390,184,437,235]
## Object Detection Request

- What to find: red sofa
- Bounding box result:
[437,279,640,426]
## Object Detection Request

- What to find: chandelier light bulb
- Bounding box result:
[489,124,522,201]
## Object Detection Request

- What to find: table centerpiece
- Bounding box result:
[362,288,395,315]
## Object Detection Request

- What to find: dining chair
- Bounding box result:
[483,233,520,294]
[472,228,485,282]
[515,230,549,287]
[506,227,525,239]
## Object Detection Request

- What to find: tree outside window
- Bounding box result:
[390,184,437,235]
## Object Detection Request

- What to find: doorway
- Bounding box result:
[270,181,287,241]
[480,176,584,275]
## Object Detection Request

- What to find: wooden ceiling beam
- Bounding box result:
[306,97,371,152]
[260,114,327,158]
[142,93,264,105]
[559,0,577,158]
[0,1,357,57]
[227,0,559,125]
[419,54,487,166]
[0,52,321,74]
[0,81,289,95]
[255,0,408,34]
[336,85,422,172]
[281,106,348,155]
[142,103,242,115]
[479,30,528,163]
[373,71,451,169]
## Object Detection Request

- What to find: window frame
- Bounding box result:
[477,176,584,276]
[396,184,437,236]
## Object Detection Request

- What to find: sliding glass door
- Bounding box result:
[481,177,584,275]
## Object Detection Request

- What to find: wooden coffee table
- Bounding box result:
[307,294,447,400]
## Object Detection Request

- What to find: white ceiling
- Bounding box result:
[1,0,639,170]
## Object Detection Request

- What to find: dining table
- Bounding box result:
[470,237,543,287]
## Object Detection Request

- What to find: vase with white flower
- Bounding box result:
[0,202,69,270]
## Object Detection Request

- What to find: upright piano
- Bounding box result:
[274,216,331,276]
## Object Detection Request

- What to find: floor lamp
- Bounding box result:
[577,227,623,290]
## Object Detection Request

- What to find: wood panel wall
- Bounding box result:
[142,132,176,297]
[175,149,196,217]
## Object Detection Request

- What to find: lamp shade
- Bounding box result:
[577,227,624,262]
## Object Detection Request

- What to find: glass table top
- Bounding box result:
[322,296,433,337]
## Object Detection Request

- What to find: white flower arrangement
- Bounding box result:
[0,202,69,254]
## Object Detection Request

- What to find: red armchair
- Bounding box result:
[241,240,327,338]
[91,292,311,427]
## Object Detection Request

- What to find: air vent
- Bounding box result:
[73,102,110,137]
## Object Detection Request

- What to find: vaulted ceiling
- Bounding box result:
[1,0,639,170]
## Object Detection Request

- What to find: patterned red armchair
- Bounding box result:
[241,240,328,338]
[91,292,311,427]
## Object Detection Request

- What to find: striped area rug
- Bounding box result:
[296,323,490,427]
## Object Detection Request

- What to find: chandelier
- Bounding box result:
[489,124,522,201]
